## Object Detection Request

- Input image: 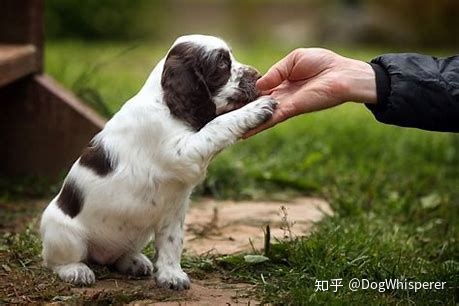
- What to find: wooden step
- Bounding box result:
[0,44,37,87]
[0,74,106,178]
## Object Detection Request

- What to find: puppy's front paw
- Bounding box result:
[246,96,278,128]
[115,253,153,277]
[154,267,190,290]
[54,263,96,285]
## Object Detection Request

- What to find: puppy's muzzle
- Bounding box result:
[231,67,262,106]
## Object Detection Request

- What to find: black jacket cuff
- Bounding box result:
[366,62,391,112]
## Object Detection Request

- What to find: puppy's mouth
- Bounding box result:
[216,69,261,115]
[216,88,260,115]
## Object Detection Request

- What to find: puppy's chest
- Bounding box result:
[90,179,188,227]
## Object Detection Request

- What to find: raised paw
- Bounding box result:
[115,253,153,277]
[154,267,190,290]
[54,262,96,285]
[245,96,278,128]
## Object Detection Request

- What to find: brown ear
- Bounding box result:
[161,42,216,130]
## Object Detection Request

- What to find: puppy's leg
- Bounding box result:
[183,96,277,159]
[41,220,95,285]
[114,253,153,277]
[153,203,189,290]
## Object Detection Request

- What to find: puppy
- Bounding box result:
[40,34,277,290]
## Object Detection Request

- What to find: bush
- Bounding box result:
[45,0,165,40]
[365,0,459,47]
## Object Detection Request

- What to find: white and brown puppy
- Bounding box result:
[40,35,277,290]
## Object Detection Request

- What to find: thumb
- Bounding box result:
[256,54,294,91]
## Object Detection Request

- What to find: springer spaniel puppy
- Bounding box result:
[40,35,277,290]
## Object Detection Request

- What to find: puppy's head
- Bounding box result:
[161,35,261,130]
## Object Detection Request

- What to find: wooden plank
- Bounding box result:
[0,74,106,179]
[0,44,37,87]
[34,74,106,129]
[0,0,43,72]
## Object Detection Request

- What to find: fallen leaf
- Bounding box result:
[244,255,269,264]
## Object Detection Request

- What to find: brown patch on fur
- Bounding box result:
[238,68,261,102]
[225,68,261,107]
[79,142,114,176]
[161,42,231,130]
[57,179,84,218]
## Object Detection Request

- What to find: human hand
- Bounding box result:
[244,48,377,138]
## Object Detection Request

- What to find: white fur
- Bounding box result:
[40,35,277,290]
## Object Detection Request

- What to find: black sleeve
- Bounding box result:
[365,53,459,132]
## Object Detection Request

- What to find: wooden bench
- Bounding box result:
[0,0,105,180]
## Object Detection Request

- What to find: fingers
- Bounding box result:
[256,52,296,91]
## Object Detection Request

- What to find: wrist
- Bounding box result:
[341,59,377,104]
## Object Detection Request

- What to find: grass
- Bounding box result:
[0,222,193,304]
[1,40,456,304]
[206,104,458,304]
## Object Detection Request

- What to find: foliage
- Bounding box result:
[0,177,60,201]
[45,0,166,40]
[44,1,458,47]
[215,214,458,304]
[366,0,459,47]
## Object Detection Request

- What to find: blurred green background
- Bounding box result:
[43,0,459,117]
[46,0,458,47]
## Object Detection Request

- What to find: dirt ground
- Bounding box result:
[0,197,331,304]
[185,197,332,255]
[69,278,255,305]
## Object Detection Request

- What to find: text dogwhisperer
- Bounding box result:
[315,278,447,293]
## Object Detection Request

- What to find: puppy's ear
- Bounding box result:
[161,42,216,130]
